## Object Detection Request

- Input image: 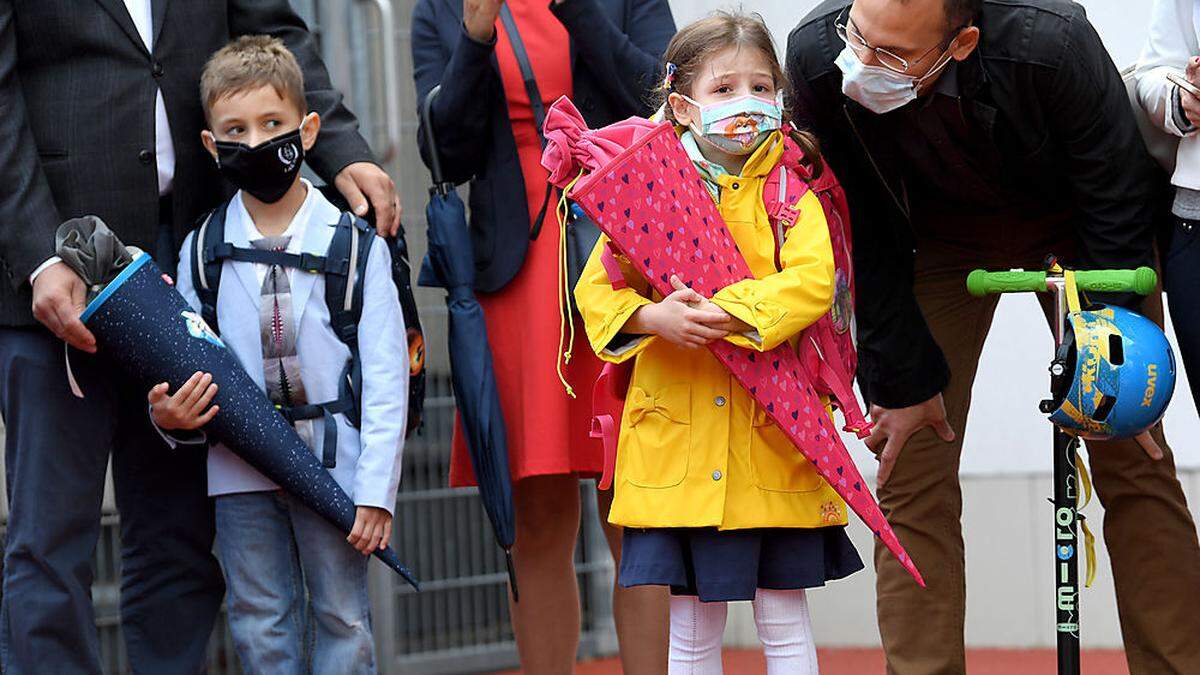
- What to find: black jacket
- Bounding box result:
[787,0,1161,408]
[411,0,675,293]
[0,0,374,326]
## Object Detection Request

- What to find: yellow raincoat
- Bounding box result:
[575,130,848,530]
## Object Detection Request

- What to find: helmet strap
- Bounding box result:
[1063,269,1083,315]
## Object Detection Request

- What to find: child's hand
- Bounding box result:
[635,275,730,348]
[148,372,219,430]
[348,506,393,555]
[668,276,753,334]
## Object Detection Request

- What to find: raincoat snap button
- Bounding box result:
[712,470,722,481]
[731,182,740,190]
[714,396,726,407]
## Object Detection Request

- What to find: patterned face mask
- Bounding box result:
[680,93,783,155]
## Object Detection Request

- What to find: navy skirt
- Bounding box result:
[619,526,864,602]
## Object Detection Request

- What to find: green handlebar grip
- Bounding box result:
[1072,267,1158,296]
[966,270,1047,297]
[966,266,1158,297]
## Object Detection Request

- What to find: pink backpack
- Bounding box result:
[590,137,869,490]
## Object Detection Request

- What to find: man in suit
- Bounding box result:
[787,0,1200,672]
[0,1,401,672]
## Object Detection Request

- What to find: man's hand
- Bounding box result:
[463,0,505,43]
[866,393,956,488]
[334,162,401,237]
[31,261,96,353]
[148,372,220,430]
[348,506,393,555]
[1182,56,1200,127]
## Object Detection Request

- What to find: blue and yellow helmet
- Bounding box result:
[1045,305,1176,440]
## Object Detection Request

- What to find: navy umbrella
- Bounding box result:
[417,86,519,599]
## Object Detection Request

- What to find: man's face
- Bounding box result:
[846,0,978,85]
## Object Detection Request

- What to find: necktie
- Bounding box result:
[252,236,312,447]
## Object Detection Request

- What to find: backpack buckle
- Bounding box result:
[298,252,325,274]
[769,198,801,229]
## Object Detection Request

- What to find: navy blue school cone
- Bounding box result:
[77,247,419,588]
[418,86,518,599]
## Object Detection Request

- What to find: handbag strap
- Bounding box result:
[498,4,554,239]
[498,4,547,148]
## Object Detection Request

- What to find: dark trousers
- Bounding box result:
[0,210,224,674]
[874,225,1200,674]
[1164,216,1200,414]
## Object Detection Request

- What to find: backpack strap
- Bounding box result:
[324,212,375,430]
[763,163,808,271]
[273,212,373,469]
[192,205,228,334]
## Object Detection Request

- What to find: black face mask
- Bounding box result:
[213,127,305,204]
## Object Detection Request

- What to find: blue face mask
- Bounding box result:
[680,93,783,155]
[834,45,953,115]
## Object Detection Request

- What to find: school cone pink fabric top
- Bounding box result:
[542,97,924,587]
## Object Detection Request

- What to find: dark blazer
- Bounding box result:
[0,0,374,325]
[787,0,1161,408]
[411,0,675,293]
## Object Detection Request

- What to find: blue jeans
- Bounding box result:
[1164,216,1200,414]
[215,491,376,674]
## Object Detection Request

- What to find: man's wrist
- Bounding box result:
[29,256,63,285]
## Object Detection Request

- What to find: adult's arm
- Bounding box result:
[0,0,62,289]
[228,0,375,182]
[1046,9,1159,274]
[786,25,949,408]
[412,0,497,185]
[1134,0,1199,136]
[550,0,675,116]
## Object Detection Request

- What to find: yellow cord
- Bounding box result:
[554,171,585,399]
[1076,450,1097,587]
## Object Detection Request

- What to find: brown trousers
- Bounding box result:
[874,232,1200,675]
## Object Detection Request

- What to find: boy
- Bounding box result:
[150,35,406,673]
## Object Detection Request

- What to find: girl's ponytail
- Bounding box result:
[787,126,825,180]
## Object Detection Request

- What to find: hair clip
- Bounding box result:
[661,62,677,91]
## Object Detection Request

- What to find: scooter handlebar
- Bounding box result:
[967,267,1157,297]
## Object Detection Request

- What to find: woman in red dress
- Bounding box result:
[412,0,676,671]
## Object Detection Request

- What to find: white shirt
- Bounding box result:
[235,179,317,288]
[124,0,176,196]
[31,0,175,283]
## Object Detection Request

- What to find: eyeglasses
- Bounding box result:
[835,7,963,75]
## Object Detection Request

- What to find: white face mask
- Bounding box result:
[834,45,955,115]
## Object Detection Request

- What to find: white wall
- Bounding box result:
[669,0,1195,476]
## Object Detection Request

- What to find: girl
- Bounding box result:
[574,12,863,674]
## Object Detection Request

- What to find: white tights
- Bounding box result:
[667,589,818,675]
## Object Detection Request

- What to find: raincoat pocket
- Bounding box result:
[623,383,691,489]
[749,404,823,493]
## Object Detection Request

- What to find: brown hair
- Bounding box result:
[200,35,306,121]
[655,11,823,177]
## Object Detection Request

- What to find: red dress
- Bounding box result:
[449,1,605,487]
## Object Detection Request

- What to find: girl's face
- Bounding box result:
[669,45,777,128]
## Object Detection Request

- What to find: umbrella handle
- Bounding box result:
[506,549,519,603]
[420,86,453,194]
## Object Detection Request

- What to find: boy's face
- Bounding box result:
[201,84,319,158]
